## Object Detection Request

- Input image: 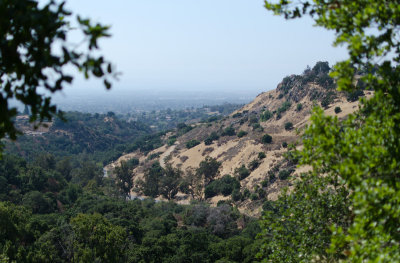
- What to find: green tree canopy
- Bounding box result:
[260,0,400,261]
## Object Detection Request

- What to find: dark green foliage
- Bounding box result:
[231,189,242,202]
[252,123,263,132]
[186,139,200,149]
[296,103,303,111]
[278,169,293,180]
[205,132,220,145]
[321,91,336,108]
[167,136,177,146]
[334,106,342,114]
[282,141,288,148]
[237,130,248,138]
[70,213,126,262]
[268,172,276,183]
[261,180,269,187]
[284,122,293,130]
[141,162,163,197]
[242,188,250,199]
[248,116,258,124]
[159,165,182,200]
[261,134,272,144]
[203,115,220,123]
[232,112,242,118]
[114,161,133,199]
[0,0,114,147]
[277,101,292,115]
[196,157,221,185]
[312,61,331,74]
[258,152,266,159]
[147,152,161,160]
[249,193,258,201]
[127,158,139,167]
[248,159,260,171]
[22,191,55,214]
[204,138,213,145]
[204,175,240,199]
[258,174,350,262]
[235,165,250,180]
[6,111,156,165]
[346,89,364,102]
[260,110,273,122]
[264,0,400,260]
[176,123,193,136]
[221,126,236,136]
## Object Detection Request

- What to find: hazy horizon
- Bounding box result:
[56,0,347,96]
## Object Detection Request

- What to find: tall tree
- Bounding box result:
[70,213,126,262]
[114,161,133,199]
[196,157,221,185]
[260,0,400,261]
[159,164,182,200]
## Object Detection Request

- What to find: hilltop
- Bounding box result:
[107,62,369,216]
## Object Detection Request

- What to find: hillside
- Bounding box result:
[107,62,369,216]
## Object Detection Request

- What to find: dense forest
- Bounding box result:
[2,107,265,262]
[0,153,262,262]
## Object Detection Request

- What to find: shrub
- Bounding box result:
[127,158,139,167]
[260,110,273,121]
[221,126,235,136]
[249,116,258,124]
[268,172,276,183]
[243,188,250,199]
[248,159,260,171]
[204,175,241,198]
[262,134,272,144]
[186,140,200,149]
[204,138,213,145]
[257,188,266,199]
[258,152,266,159]
[208,132,219,141]
[282,142,288,148]
[321,92,335,108]
[231,188,241,201]
[250,193,258,201]
[232,112,242,118]
[278,169,294,180]
[235,165,250,180]
[252,123,263,131]
[334,106,342,114]
[262,200,276,212]
[346,89,364,102]
[205,132,220,145]
[237,130,248,138]
[167,137,177,146]
[284,122,293,131]
[261,180,269,187]
[204,185,217,199]
[277,101,292,115]
[296,103,303,111]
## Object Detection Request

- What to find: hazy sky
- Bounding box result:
[61,0,348,96]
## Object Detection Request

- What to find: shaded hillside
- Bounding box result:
[6,111,160,165]
[108,62,369,216]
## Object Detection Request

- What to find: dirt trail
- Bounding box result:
[159,144,177,168]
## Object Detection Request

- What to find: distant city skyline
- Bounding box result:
[58,0,347,99]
